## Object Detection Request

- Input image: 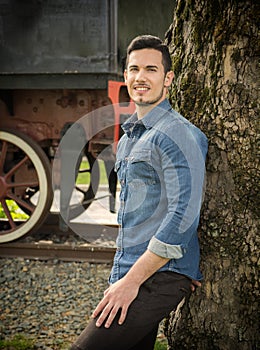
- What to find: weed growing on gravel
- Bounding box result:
[0,334,35,350]
[0,335,167,350]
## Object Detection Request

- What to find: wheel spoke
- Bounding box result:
[7,181,39,189]
[7,192,35,213]
[0,199,16,229]
[5,155,29,179]
[78,168,91,173]
[0,140,8,174]
[75,186,87,195]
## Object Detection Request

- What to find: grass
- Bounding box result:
[0,335,35,350]
[0,336,166,350]
[0,200,29,220]
[154,339,168,350]
[76,159,108,185]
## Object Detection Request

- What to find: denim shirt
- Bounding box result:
[109,99,208,283]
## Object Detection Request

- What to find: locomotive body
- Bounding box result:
[0,0,174,242]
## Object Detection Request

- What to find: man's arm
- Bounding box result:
[92,250,169,328]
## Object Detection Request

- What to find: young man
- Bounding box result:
[71,35,208,350]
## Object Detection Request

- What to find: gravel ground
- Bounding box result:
[0,258,111,349]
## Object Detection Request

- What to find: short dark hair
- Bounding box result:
[126,35,172,74]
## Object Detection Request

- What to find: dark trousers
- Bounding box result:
[70,271,191,350]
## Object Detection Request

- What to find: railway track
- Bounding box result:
[0,216,117,263]
[0,242,116,263]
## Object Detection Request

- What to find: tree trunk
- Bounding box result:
[165,1,259,349]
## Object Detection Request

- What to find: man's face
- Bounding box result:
[124,48,173,109]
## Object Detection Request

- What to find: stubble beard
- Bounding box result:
[133,87,165,107]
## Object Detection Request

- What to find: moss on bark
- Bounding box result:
[165,1,260,349]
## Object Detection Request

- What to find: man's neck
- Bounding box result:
[136,104,157,119]
[136,99,168,119]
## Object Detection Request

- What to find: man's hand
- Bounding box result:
[92,250,169,329]
[91,277,139,329]
[190,279,201,292]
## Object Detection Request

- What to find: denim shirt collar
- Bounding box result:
[122,99,172,136]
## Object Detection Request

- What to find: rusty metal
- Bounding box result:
[0,242,116,263]
[0,89,110,143]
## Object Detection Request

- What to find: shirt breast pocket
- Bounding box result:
[128,149,159,185]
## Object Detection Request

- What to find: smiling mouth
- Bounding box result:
[134,86,150,92]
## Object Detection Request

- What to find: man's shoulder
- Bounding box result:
[155,108,208,153]
[158,107,198,130]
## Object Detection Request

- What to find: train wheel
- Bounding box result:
[67,150,100,220]
[0,128,53,243]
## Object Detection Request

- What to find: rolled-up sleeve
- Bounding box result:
[147,121,208,259]
[148,236,183,259]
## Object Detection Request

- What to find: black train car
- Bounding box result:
[0,0,174,242]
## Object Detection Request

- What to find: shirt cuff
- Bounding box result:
[147,236,183,259]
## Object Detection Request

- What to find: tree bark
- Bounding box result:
[165,1,259,349]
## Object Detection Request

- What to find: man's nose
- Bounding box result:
[135,69,146,81]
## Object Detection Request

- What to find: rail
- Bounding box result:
[0,242,116,263]
[0,218,118,263]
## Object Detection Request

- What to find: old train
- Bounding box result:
[0,0,174,243]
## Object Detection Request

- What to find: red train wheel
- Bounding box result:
[0,128,53,243]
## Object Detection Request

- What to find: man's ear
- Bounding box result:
[164,71,174,87]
